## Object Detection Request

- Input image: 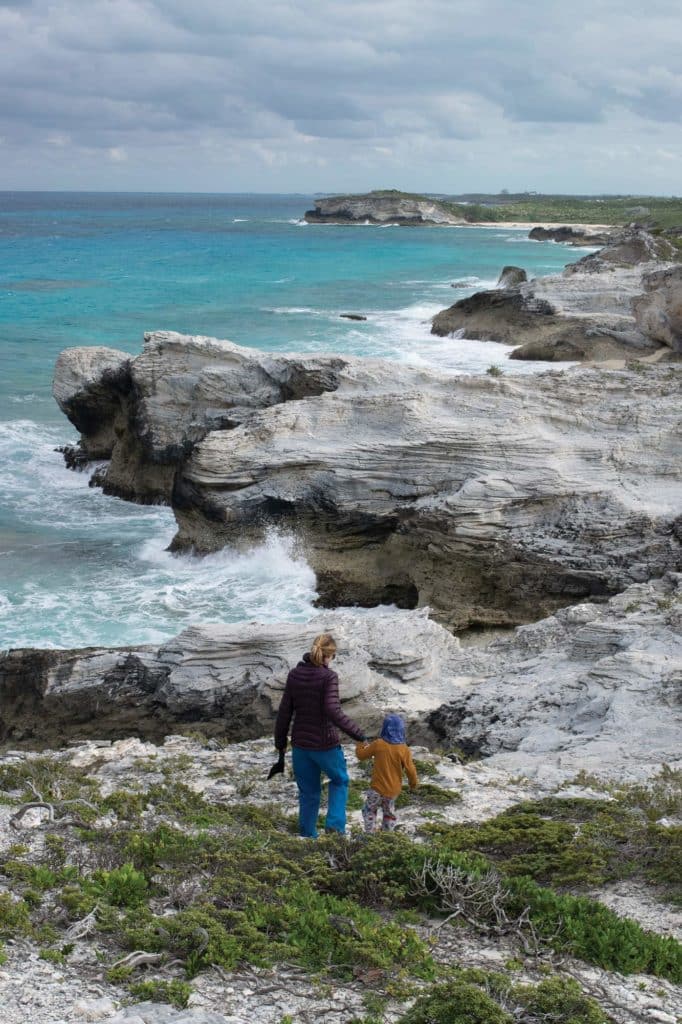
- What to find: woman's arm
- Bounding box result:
[323,672,365,741]
[274,679,294,752]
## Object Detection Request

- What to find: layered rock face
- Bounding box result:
[431,228,680,361]
[54,331,348,503]
[304,192,466,225]
[427,573,682,782]
[0,609,462,745]
[3,578,679,784]
[632,265,682,353]
[564,227,676,275]
[54,334,682,630]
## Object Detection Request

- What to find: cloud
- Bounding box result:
[0,0,680,191]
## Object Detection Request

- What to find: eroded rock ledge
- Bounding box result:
[431,227,680,361]
[54,331,349,504]
[2,576,680,785]
[54,335,682,629]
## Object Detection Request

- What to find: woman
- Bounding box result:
[274,633,366,838]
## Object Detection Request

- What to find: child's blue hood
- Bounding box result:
[380,714,406,744]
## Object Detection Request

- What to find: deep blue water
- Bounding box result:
[0,192,577,648]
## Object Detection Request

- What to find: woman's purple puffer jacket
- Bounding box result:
[274,654,365,751]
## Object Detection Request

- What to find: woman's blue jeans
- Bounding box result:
[291,745,349,838]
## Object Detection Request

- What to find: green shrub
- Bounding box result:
[92,863,149,908]
[0,893,32,938]
[508,876,682,981]
[39,947,67,965]
[513,976,611,1023]
[399,980,512,1024]
[129,979,192,1009]
[396,783,460,808]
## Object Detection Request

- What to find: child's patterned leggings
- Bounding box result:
[362,788,397,832]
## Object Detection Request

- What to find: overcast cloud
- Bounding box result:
[0,0,680,192]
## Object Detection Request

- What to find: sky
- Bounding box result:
[0,0,681,194]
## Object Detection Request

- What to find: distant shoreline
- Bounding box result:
[468,220,612,230]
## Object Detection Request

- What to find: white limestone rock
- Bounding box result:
[427,573,682,780]
[633,265,682,353]
[174,364,682,629]
[304,192,466,225]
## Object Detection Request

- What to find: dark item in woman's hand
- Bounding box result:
[267,751,285,780]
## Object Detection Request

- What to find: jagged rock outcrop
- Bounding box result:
[431,229,679,362]
[53,331,348,503]
[304,191,466,226]
[0,609,463,746]
[427,573,682,782]
[528,226,612,246]
[3,579,680,783]
[173,364,682,629]
[53,335,682,630]
[496,265,527,287]
[632,265,682,353]
[564,227,676,275]
[53,346,132,461]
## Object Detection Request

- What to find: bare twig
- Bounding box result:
[10,802,55,829]
[111,951,164,970]
[64,904,101,941]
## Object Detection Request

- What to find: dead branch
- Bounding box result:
[10,802,55,828]
[111,950,164,970]
[64,904,100,942]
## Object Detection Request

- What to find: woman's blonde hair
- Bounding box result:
[310,633,337,667]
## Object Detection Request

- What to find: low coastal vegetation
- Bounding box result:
[1,752,680,1021]
[324,188,682,237]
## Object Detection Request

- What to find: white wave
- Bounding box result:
[8,393,44,404]
[232,218,249,222]
[265,306,335,320]
[0,419,171,534]
[0,525,318,650]
[338,298,575,378]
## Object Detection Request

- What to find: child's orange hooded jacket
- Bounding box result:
[355,739,418,799]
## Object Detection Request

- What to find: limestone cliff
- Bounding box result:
[304,191,467,225]
[53,335,682,629]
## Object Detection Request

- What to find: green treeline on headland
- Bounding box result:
[331,188,682,230]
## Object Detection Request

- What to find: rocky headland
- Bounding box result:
[431,228,681,362]
[304,191,467,226]
[4,219,682,1024]
[53,333,682,631]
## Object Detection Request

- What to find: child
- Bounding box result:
[355,714,418,833]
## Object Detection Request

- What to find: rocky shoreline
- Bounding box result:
[431,227,681,362]
[2,211,682,1024]
[51,332,682,631]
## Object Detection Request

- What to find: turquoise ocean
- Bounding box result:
[0,193,581,649]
